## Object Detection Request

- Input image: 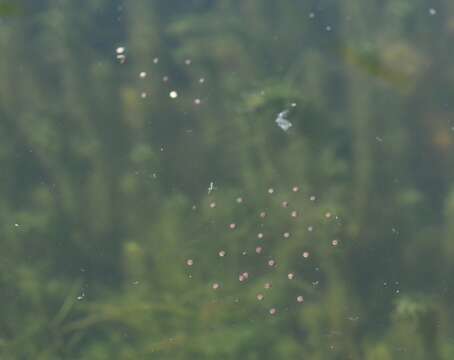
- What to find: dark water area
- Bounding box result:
[1,1,454,359]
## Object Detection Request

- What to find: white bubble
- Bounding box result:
[287,272,295,280]
[218,250,226,257]
[169,90,178,99]
[429,8,437,15]
[186,259,194,266]
[194,98,201,105]
[140,92,147,99]
[153,57,159,64]
[199,77,205,83]
[297,295,304,303]
[116,46,125,54]
[269,308,277,315]
[139,71,147,78]
[184,59,192,65]
[212,282,220,290]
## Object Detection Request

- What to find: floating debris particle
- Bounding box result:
[275,110,292,131]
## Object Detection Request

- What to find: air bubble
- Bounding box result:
[169,90,178,99]
[212,282,220,290]
[302,251,310,258]
[287,273,295,280]
[229,223,237,230]
[139,71,147,78]
[332,239,339,246]
[255,246,263,254]
[297,295,304,303]
[269,308,277,315]
[186,259,194,266]
[218,250,226,257]
[257,293,264,301]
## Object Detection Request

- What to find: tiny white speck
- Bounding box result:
[14,223,19,227]
[139,71,147,78]
[429,8,437,15]
[169,91,178,99]
[116,46,125,54]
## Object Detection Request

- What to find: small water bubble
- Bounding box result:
[212,282,220,290]
[169,90,178,99]
[302,251,310,258]
[292,186,299,192]
[291,210,298,218]
[132,280,140,285]
[259,211,267,218]
[186,259,194,266]
[331,239,339,246]
[287,272,295,280]
[236,197,243,204]
[429,8,437,15]
[325,25,332,31]
[153,57,159,64]
[76,292,85,300]
[268,259,276,267]
[267,188,275,194]
[199,77,205,83]
[242,251,247,256]
[229,223,237,230]
[255,246,263,254]
[325,212,332,219]
[209,202,216,208]
[194,98,201,105]
[139,71,147,78]
[283,232,290,238]
[307,226,313,232]
[264,282,272,289]
[116,46,125,54]
[14,223,20,227]
[297,295,304,303]
[309,12,315,18]
[184,59,192,65]
[140,92,147,99]
[310,195,316,201]
[218,250,226,257]
[257,232,264,239]
[269,308,277,315]
[281,201,289,208]
[163,76,169,82]
[257,293,264,301]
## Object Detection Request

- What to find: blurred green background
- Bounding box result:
[1,0,454,359]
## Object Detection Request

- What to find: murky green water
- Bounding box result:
[1,1,454,359]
